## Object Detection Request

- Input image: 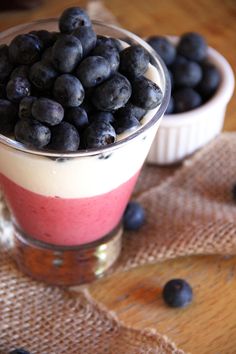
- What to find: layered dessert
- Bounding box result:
[0,7,167,247]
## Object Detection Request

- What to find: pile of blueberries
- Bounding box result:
[147,33,221,114]
[0,7,163,152]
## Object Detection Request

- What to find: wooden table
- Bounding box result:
[0,1,236,352]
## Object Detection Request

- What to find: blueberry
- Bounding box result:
[49,121,80,152]
[52,34,83,73]
[76,56,111,88]
[90,111,115,125]
[165,96,174,114]
[9,349,31,354]
[92,44,120,74]
[197,62,221,98]
[172,60,202,87]
[114,112,140,135]
[29,30,58,49]
[15,119,51,148]
[163,279,193,308]
[19,96,37,119]
[29,61,58,90]
[117,103,147,121]
[6,76,31,102]
[123,201,145,231]
[65,106,88,131]
[41,47,53,64]
[232,183,236,202]
[119,45,150,78]
[92,73,131,111]
[177,32,207,62]
[10,65,29,80]
[146,36,176,66]
[173,88,202,113]
[131,76,163,109]
[0,44,14,82]
[59,7,91,34]
[73,26,97,56]
[84,121,116,148]
[96,35,123,52]
[9,34,43,65]
[0,99,18,134]
[32,97,64,125]
[53,74,85,107]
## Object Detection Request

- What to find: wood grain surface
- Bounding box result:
[0,1,236,353]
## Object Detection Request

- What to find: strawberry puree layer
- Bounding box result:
[0,171,139,245]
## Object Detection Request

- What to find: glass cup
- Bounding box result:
[0,19,170,285]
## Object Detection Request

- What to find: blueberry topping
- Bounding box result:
[120,45,149,78]
[53,74,85,107]
[0,44,14,82]
[32,97,64,125]
[118,102,147,121]
[9,348,31,354]
[90,111,115,125]
[49,121,80,152]
[123,201,145,231]
[59,7,91,34]
[6,77,31,102]
[197,62,221,98]
[52,34,83,73]
[41,46,53,64]
[30,30,58,49]
[131,76,163,109]
[73,26,97,56]
[9,34,43,65]
[163,279,193,308]
[29,61,58,90]
[19,96,37,119]
[173,88,202,113]
[177,32,207,62]
[92,44,120,74]
[84,121,116,148]
[15,119,51,148]
[114,113,140,135]
[76,56,111,88]
[147,36,176,66]
[65,106,88,131]
[92,73,131,111]
[96,35,123,52]
[172,60,202,87]
[0,99,18,134]
[10,65,29,80]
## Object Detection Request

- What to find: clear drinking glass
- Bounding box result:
[0,19,170,285]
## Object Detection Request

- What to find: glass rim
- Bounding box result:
[0,18,171,158]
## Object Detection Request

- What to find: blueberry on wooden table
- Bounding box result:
[163,279,193,308]
[123,201,145,231]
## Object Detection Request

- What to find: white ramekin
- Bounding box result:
[147,40,235,165]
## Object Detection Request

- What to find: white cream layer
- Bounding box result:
[0,64,163,198]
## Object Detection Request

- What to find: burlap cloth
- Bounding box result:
[1,3,236,353]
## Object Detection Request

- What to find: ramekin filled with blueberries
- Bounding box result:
[146,32,235,165]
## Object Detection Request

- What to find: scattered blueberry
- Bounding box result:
[73,26,97,56]
[172,60,202,88]
[32,97,64,125]
[49,121,80,152]
[9,348,31,354]
[90,111,115,125]
[0,99,18,134]
[52,34,83,73]
[59,7,91,34]
[119,45,149,78]
[29,61,58,90]
[197,62,221,98]
[92,44,120,74]
[146,36,176,66]
[84,121,116,148]
[9,34,43,65]
[19,96,37,119]
[65,106,88,131]
[162,279,193,308]
[92,73,131,111]
[173,88,202,113]
[53,74,85,107]
[0,44,14,82]
[76,56,111,88]
[6,77,31,102]
[15,119,51,148]
[131,76,163,109]
[177,32,207,62]
[123,201,145,231]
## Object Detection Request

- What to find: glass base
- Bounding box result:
[12,224,122,286]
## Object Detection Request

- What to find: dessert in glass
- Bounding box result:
[0,8,170,285]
